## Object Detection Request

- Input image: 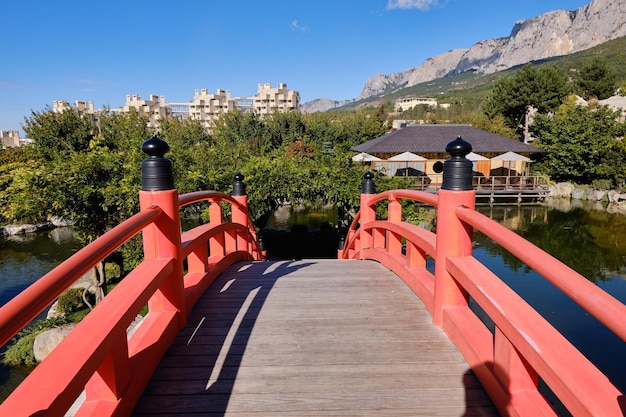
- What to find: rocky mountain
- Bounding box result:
[301,98,355,113]
[306,0,626,111]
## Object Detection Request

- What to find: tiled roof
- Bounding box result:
[352,124,542,155]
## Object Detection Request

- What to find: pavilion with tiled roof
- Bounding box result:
[351,124,543,183]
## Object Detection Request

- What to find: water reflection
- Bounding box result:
[261,205,341,260]
[473,200,626,396]
[475,202,626,283]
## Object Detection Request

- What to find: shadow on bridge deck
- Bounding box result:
[132,260,498,416]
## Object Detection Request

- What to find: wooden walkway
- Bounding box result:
[132,259,498,416]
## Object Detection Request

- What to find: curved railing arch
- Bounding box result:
[339,185,626,416]
[0,185,264,416]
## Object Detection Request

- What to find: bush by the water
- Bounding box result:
[56,287,90,314]
[592,179,614,191]
[2,317,69,367]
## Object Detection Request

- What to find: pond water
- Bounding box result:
[472,201,626,397]
[0,227,83,402]
[1,199,625,405]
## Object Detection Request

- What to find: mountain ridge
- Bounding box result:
[302,0,626,113]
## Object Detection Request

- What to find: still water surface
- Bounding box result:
[473,201,626,396]
[0,200,625,402]
[0,227,83,401]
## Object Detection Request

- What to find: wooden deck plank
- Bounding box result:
[132,259,498,416]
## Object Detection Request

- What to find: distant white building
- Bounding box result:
[253,83,300,115]
[48,82,301,133]
[1,130,31,149]
[119,94,172,128]
[188,89,236,131]
[395,97,450,112]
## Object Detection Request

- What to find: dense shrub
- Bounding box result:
[2,317,69,367]
[591,179,613,191]
[57,288,90,314]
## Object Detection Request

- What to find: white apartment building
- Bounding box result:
[187,83,300,130]
[253,83,300,115]
[53,100,96,114]
[52,100,100,127]
[1,130,25,149]
[47,82,300,133]
[120,94,172,128]
[188,89,236,130]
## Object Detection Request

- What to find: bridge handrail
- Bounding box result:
[0,177,262,416]
[0,206,163,348]
[456,205,626,342]
[340,189,438,260]
[178,190,263,259]
[340,185,625,416]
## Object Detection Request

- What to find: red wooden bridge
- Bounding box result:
[0,137,625,416]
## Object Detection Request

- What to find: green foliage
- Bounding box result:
[482,63,569,130]
[532,103,626,184]
[2,110,154,239]
[2,332,38,366]
[57,287,90,314]
[23,107,95,160]
[619,80,626,96]
[591,179,614,191]
[2,317,70,367]
[116,235,144,275]
[575,57,618,100]
[105,262,121,282]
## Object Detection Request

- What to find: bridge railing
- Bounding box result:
[0,137,263,416]
[339,137,626,417]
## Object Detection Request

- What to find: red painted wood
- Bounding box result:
[341,186,626,416]
[2,175,623,417]
[0,207,162,348]
[432,189,474,325]
[0,185,263,416]
[139,190,186,328]
[387,197,403,255]
[448,256,623,416]
[209,197,225,257]
[456,205,626,343]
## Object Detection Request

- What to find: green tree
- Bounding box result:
[575,57,618,100]
[23,107,94,160]
[532,102,625,185]
[482,64,569,130]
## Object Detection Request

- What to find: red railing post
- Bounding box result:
[208,197,225,258]
[231,173,252,255]
[387,195,403,255]
[359,172,376,258]
[138,137,186,327]
[433,137,475,326]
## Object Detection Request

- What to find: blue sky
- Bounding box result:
[1,0,592,134]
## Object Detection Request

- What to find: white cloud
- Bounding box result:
[387,0,441,11]
[0,81,23,89]
[73,78,101,85]
[291,19,310,33]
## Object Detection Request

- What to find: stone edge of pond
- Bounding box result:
[0,217,74,236]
